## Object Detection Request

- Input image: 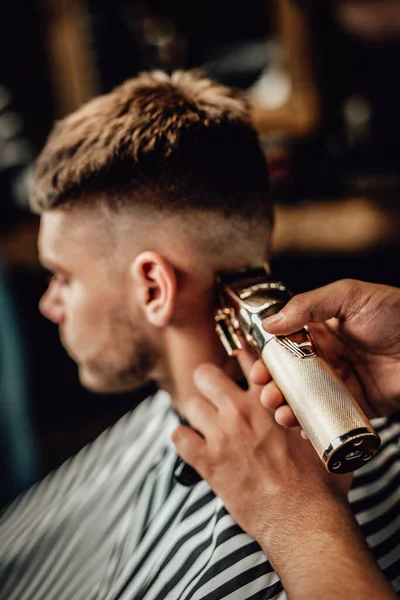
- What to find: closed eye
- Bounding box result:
[41,267,55,283]
[41,267,70,286]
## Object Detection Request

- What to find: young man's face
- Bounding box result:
[38,209,157,393]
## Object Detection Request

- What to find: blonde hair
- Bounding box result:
[31,70,272,227]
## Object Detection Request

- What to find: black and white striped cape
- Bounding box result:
[0,390,399,599]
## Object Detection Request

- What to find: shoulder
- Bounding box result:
[0,390,174,527]
[0,391,177,586]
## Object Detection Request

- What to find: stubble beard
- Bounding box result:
[66,309,159,394]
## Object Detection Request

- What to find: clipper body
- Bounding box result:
[215,265,380,474]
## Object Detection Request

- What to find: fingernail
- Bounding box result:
[263,312,283,326]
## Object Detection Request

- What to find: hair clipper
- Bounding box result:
[215,264,381,474]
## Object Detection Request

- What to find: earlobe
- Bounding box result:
[131,252,176,327]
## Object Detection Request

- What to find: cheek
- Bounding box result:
[69,284,126,340]
[65,286,106,336]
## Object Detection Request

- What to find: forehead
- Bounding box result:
[38,208,106,267]
[39,209,82,253]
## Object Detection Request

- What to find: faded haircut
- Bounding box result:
[30,70,272,226]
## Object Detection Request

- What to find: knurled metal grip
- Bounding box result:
[260,327,380,473]
[215,264,381,474]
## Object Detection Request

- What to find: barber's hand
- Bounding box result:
[172,350,351,549]
[251,279,400,428]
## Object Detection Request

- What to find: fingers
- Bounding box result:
[260,380,283,410]
[247,358,301,428]
[194,363,242,411]
[275,405,299,428]
[183,394,218,437]
[258,376,300,427]
[260,381,300,428]
[247,358,300,427]
[172,424,207,467]
[194,359,278,439]
[262,280,361,336]
[249,359,272,386]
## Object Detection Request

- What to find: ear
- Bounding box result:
[131,252,177,327]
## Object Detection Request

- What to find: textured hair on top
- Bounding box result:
[31,70,271,223]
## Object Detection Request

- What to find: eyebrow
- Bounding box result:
[39,257,70,275]
[39,256,55,271]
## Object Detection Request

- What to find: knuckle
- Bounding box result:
[171,426,189,453]
[201,461,213,480]
[228,402,248,428]
[340,279,365,316]
[211,428,230,455]
[194,363,220,391]
[215,427,228,448]
[287,293,310,320]
[260,385,273,406]
[178,438,200,465]
[340,278,358,301]
[338,278,359,298]
[340,278,357,289]
[183,395,201,422]
[171,426,183,445]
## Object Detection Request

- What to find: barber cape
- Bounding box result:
[0,390,400,600]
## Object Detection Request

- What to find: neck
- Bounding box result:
[157,318,242,414]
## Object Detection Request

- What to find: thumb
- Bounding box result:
[262,279,360,335]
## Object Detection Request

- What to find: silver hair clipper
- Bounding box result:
[215,264,381,474]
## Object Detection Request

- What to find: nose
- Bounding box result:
[39,279,65,325]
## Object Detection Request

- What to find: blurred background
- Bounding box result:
[2,0,400,507]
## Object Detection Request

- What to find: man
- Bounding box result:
[0,71,399,599]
